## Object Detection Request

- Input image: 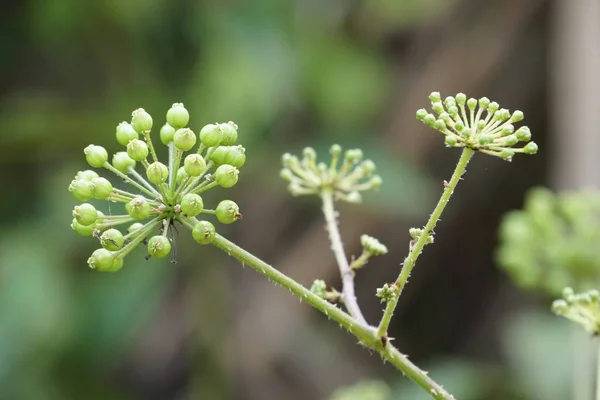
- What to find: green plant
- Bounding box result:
[69,93,537,399]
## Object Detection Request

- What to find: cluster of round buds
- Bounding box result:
[69,103,244,272]
[310,279,342,303]
[552,287,600,335]
[416,92,538,161]
[350,235,389,270]
[280,145,382,203]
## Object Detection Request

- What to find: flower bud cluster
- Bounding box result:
[552,287,600,335]
[69,103,245,271]
[311,279,342,303]
[280,144,382,202]
[350,235,388,270]
[416,92,538,161]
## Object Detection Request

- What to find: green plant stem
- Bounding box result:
[210,233,455,400]
[596,340,600,400]
[377,148,474,338]
[321,188,368,327]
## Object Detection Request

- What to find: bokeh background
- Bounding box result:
[2,0,600,399]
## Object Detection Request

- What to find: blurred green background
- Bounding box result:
[2,0,599,399]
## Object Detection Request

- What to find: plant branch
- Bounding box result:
[321,188,368,326]
[210,233,455,400]
[596,340,600,400]
[377,148,474,338]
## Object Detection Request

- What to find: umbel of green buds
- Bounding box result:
[416,92,538,161]
[552,287,600,335]
[69,103,246,272]
[280,144,382,202]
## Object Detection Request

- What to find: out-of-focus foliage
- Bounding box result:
[497,187,600,295]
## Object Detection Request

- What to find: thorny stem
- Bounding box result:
[209,233,455,400]
[377,148,474,338]
[321,188,368,327]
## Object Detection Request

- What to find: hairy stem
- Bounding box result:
[377,148,474,338]
[210,233,455,400]
[321,188,368,326]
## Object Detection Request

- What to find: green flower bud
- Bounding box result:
[416,108,428,120]
[84,145,108,168]
[147,235,171,258]
[467,98,477,110]
[173,128,197,151]
[215,164,239,188]
[444,96,456,108]
[199,123,223,147]
[184,154,207,176]
[76,170,99,181]
[345,191,362,203]
[479,97,490,109]
[176,167,188,185]
[476,120,486,131]
[345,149,363,162]
[511,110,524,122]
[73,203,98,226]
[447,105,458,115]
[209,146,227,166]
[431,102,444,114]
[223,145,246,168]
[166,103,189,129]
[108,256,124,272]
[216,200,241,224]
[100,228,125,251]
[71,218,96,236]
[112,151,136,173]
[429,91,441,103]
[445,134,458,147]
[88,248,116,271]
[91,177,113,200]
[501,124,515,136]
[115,122,139,146]
[126,196,151,220]
[488,101,499,114]
[219,122,238,145]
[127,222,145,234]
[478,133,494,145]
[515,126,531,142]
[310,279,327,298]
[494,109,510,121]
[500,148,515,161]
[455,93,466,105]
[330,144,342,156]
[361,234,388,255]
[523,142,538,154]
[280,168,295,181]
[434,119,446,131]
[192,220,216,244]
[127,139,149,161]
[160,123,176,145]
[454,122,465,132]
[69,179,94,201]
[131,108,153,132]
[503,135,518,146]
[361,160,376,174]
[423,113,436,127]
[146,161,169,184]
[180,193,204,216]
[303,147,316,161]
[370,175,382,189]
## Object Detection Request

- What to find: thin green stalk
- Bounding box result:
[321,188,368,327]
[377,148,474,338]
[596,340,600,400]
[209,233,455,400]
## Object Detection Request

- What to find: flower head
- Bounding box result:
[416,92,538,161]
[69,103,244,271]
[552,287,600,335]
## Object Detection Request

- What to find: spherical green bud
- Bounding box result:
[439,112,449,121]
[361,160,376,174]
[131,108,153,132]
[494,109,510,122]
[423,113,436,127]
[146,161,169,184]
[73,203,98,226]
[173,128,197,151]
[444,96,456,108]
[126,196,151,220]
[184,154,207,176]
[166,103,189,129]
[160,123,176,145]
[429,91,441,103]
[467,98,477,110]
[108,256,124,272]
[147,235,171,258]
[523,142,538,154]
[69,179,94,201]
[415,108,428,120]
[215,200,241,224]
[346,191,362,203]
[112,151,136,173]
[503,135,518,146]
[478,97,490,109]
[476,120,486,131]
[100,228,125,251]
[454,122,465,132]
[445,135,458,147]
[116,122,139,146]
[223,146,246,168]
[127,222,145,234]
[76,170,99,181]
[488,101,499,114]
[91,177,113,200]
[345,149,363,162]
[500,148,515,161]
[219,122,238,145]
[515,126,531,141]
[71,218,96,236]
[330,144,342,156]
[455,93,466,105]
[84,145,108,168]
[88,248,116,271]
[431,102,444,114]
[127,139,149,162]
[370,175,382,189]
[302,147,316,161]
[209,146,227,166]
[192,220,216,244]
[280,168,295,181]
[215,164,239,188]
[501,124,515,136]
[180,193,204,216]
[199,124,223,147]
[447,105,458,115]
[176,167,188,185]
[478,133,494,145]
[551,299,568,314]
[434,119,446,130]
